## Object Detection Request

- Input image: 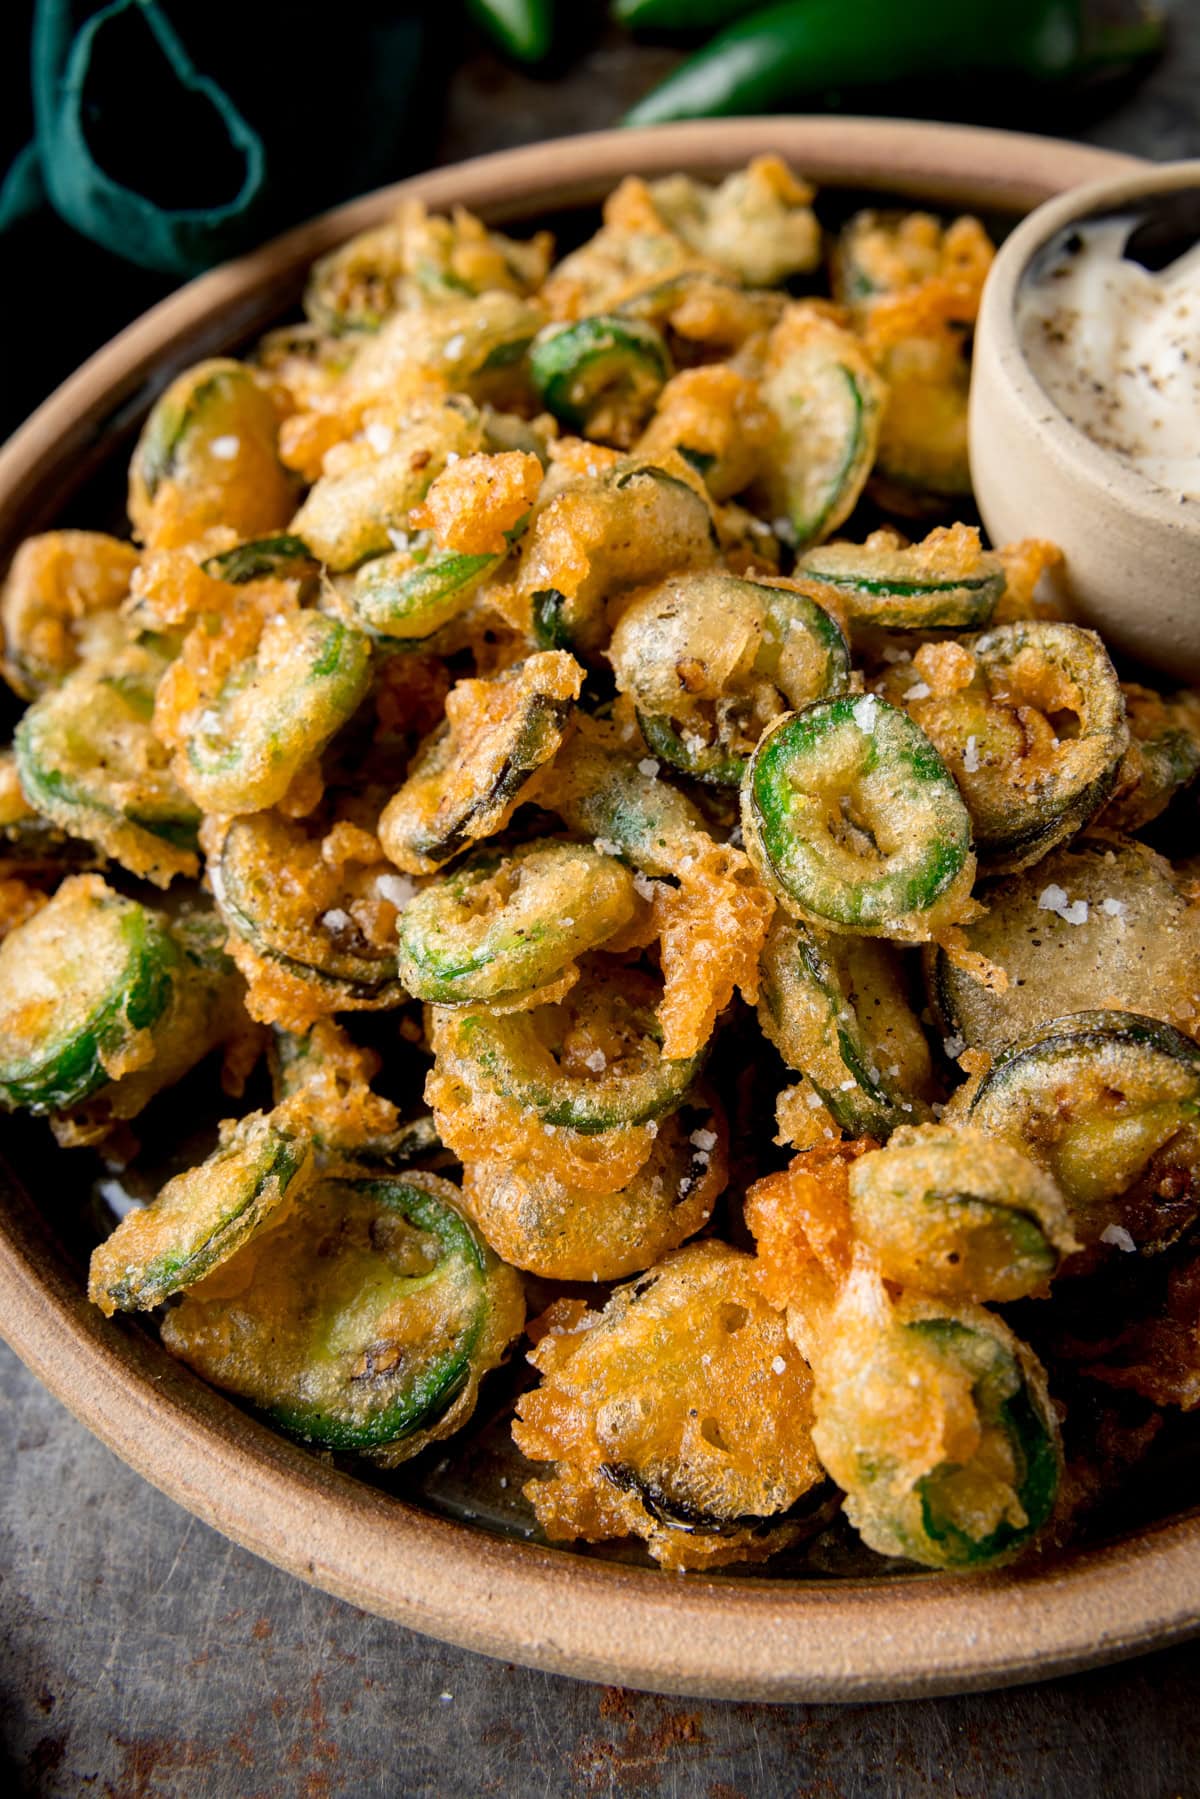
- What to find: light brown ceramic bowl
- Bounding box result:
[7,119,1198,1705]
[971,159,1200,680]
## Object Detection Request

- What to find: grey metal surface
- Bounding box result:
[5,18,1200,1795]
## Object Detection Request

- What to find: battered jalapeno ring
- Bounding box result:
[289,401,486,571]
[397,839,636,1005]
[378,652,583,874]
[209,811,406,1013]
[346,533,511,643]
[927,837,1200,1055]
[15,635,201,886]
[0,878,241,1127]
[521,459,717,656]
[757,913,933,1136]
[529,316,671,446]
[807,1268,1060,1570]
[848,1124,1076,1301]
[460,1096,726,1280]
[0,875,176,1113]
[799,526,1004,634]
[956,1010,1200,1259]
[878,621,1127,873]
[0,531,139,699]
[759,305,886,549]
[608,571,850,786]
[161,1170,525,1463]
[741,694,975,940]
[129,358,296,547]
[440,968,703,1134]
[183,611,372,815]
[513,1240,828,1571]
[88,1109,314,1315]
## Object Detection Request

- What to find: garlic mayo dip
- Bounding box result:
[1015,216,1200,502]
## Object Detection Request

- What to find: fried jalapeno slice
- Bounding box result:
[16,634,201,886]
[608,571,850,785]
[461,1097,726,1281]
[521,459,717,656]
[529,316,671,447]
[928,837,1200,1055]
[848,1124,1076,1302]
[800,525,1004,635]
[182,611,372,815]
[0,875,176,1113]
[129,359,296,548]
[378,652,583,874]
[397,839,636,1004]
[513,1240,827,1571]
[0,531,139,699]
[742,694,975,941]
[438,967,702,1134]
[161,1170,524,1463]
[288,400,486,571]
[957,1011,1200,1260]
[210,811,406,1016]
[89,1110,314,1315]
[757,912,933,1137]
[759,305,886,550]
[809,1276,1060,1570]
[877,621,1127,873]
[0,878,241,1127]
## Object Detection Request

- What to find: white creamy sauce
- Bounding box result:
[1016,215,1200,501]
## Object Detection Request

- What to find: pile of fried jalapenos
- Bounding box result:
[2,157,1200,1576]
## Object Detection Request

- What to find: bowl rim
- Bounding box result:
[4,116,1191,1706]
[977,157,1200,534]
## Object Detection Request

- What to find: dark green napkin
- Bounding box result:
[1,0,445,435]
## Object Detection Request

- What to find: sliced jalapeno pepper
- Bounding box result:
[529,316,671,447]
[345,517,525,644]
[799,529,1004,633]
[378,652,583,874]
[541,725,708,876]
[879,621,1127,873]
[1100,684,1200,832]
[443,969,703,1134]
[129,359,296,546]
[0,531,140,699]
[928,837,1200,1056]
[15,636,201,886]
[462,1096,726,1280]
[742,694,975,940]
[523,460,717,656]
[757,912,932,1135]
[210,812,405,1009]
[958,1010,1200,1257]
[0,875,176,1113]
[199,534,315,585]
[847,1123,1075,1301]
[397,839,637,1005]
[898,1314,1060,1568]
[183,610,372,815]
[760,307,885,549]
[609,570,850,785]
[289,401,486,571]
[810,1284,1060,1571]
[513,1239,827,1571]
[88,1110,314,1316]
[161,1170,525,1462]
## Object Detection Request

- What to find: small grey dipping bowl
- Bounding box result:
[970,160,1200,680]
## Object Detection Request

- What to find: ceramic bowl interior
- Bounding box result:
[5,119,1200,1704]
[970,158,1200,679]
